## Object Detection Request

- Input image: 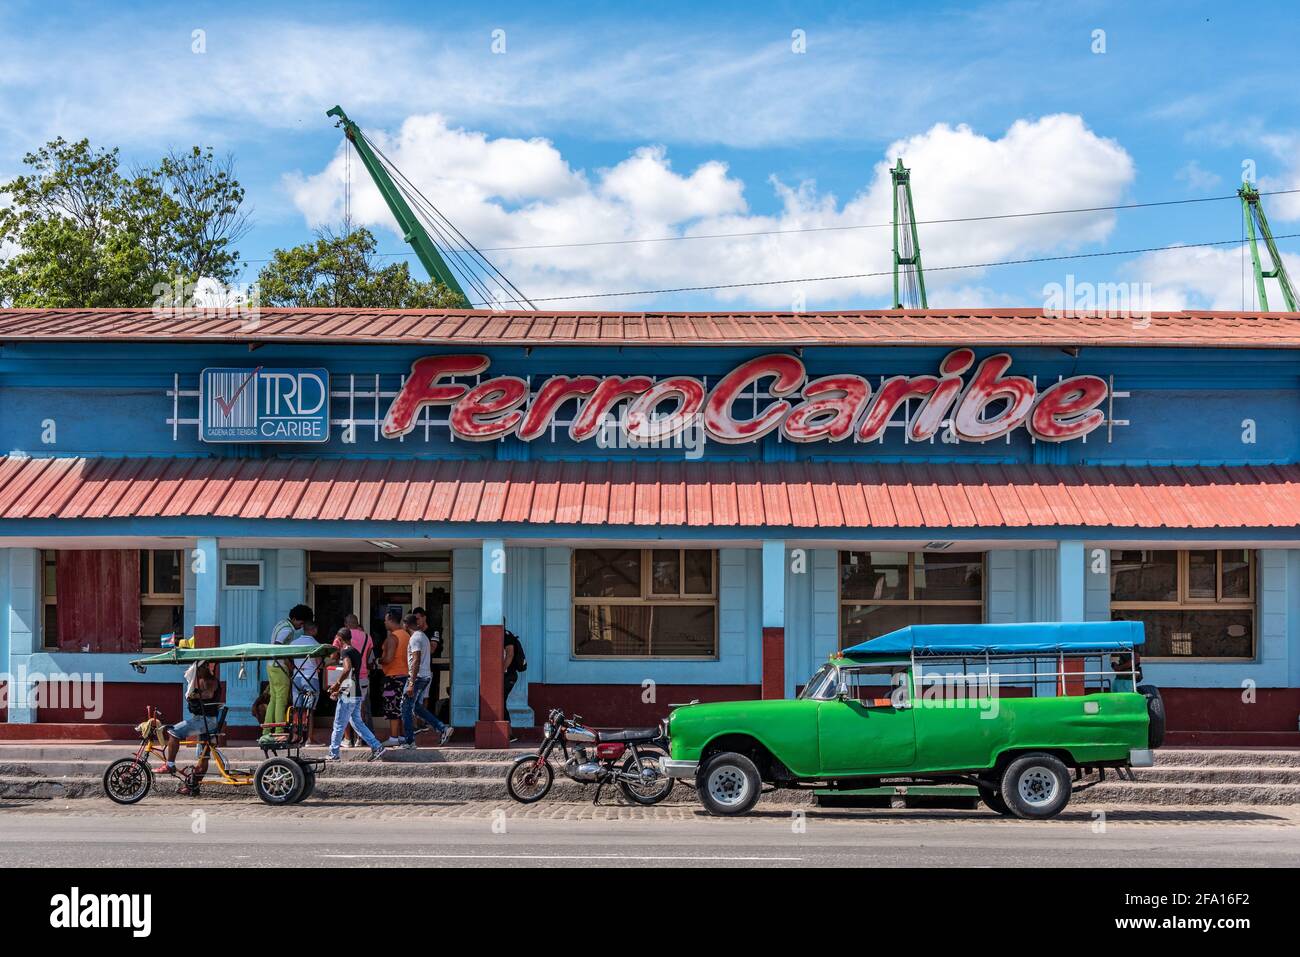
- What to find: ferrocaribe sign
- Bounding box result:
[380,350,1110,446]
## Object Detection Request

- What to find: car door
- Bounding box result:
[817,664,917,774]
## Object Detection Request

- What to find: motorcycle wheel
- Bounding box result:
[619,747,675,805]
[506,754,554,804]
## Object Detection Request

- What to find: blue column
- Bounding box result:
[193,538,220,636]
[1056,540,1085,622]
[481,539,505,627]
[6,549,39,723]
[761,541,786,629]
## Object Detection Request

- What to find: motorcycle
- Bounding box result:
[505,708,675,805]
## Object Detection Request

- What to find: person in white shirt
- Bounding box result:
[401,613,453,748]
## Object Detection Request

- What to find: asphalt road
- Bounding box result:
[1,798,1298,867]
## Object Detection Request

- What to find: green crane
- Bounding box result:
[327,105,534,309]
[891,158,928,309]
[1238,180,1297,312]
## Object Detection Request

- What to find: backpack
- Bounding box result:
[505,629,527,673]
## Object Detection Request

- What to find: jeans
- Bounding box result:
[330,696,382,757]
[401,675,447,743]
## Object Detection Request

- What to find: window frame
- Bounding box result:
[571,548,719,660]
[139,549,185,649]
[1110,549,1257,662]
[222,559,265,591]
[837,550,985,649]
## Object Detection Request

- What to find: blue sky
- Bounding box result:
[1,0,1297,310]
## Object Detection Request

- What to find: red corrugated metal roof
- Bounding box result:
[2,307,1300,348]
[0,456,1298,529]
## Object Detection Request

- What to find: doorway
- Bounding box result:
[307,552,454,722]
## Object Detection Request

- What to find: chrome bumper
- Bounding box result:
[1129,748,1154,768]
[659,757,699,779]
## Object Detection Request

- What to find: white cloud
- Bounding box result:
[288,112,1136,308]
[1125,244,1300,311]
[1175,160,1222,192]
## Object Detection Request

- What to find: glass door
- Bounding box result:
[421,582,453,721]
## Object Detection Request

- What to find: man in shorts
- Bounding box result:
[159,660,221,795]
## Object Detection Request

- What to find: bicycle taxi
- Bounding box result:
[102,642,332,806]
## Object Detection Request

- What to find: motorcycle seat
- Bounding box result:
[597,727,660,743]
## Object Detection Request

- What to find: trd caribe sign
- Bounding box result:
[380,350,1109,445]
[200,367,330,443]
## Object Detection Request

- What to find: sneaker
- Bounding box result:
[341,739,356,749]
[439,726,455,745]
[368,746,385,762]
[325,753,341,762]
[400,740,418,750]
[381,737,401,747]
[414,724,433,736]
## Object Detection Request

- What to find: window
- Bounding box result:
[42,549,184,650]
[223,560,264,589]
[839,551,984,647]
[139,550,184,647]
[1110,549,1255,659]
[573,548,717,658]
[839,665,910,707]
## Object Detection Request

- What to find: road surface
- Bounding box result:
[1,797,1298,867]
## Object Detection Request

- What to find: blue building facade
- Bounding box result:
[0,308,1297,746]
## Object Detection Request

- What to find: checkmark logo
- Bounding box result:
[215,366,261,419]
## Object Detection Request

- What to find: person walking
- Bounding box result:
[332,614,374,748]
[326,630,385,762]
[401,613,454,748]
[261,603,312,746]
[379,610,411,747]
[410,607,443,728]
[502,627,526,744]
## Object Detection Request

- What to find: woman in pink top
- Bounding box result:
[332,614,375,747]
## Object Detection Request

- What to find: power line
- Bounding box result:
[466,232,1300,308]
[234,187,1300,267]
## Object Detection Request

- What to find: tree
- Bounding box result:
[0,138,250,308]
[256,226,467,308]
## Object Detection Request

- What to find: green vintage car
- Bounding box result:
[662,621,1164,819]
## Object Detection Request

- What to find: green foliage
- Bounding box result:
[256,227,467,308]
[0,138,249,308]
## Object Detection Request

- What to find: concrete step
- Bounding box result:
[0,758,519,779]
[0,744,531,762]
[1154,748,1300,768]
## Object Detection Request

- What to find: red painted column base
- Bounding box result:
[762,626,785,700]
[475,625,509,749]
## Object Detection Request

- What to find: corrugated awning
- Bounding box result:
[0,456,1296,529]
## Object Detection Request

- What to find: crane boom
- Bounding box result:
[326,105,469,302]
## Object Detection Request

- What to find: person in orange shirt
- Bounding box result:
[379,610,411,746]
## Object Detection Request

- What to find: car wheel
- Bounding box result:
[698,752,762,816]
[1137,684,1166,749]
[999,753,1071,819]
[255,756,305,805]
[293,762,316,802]
[976,779,1013,816]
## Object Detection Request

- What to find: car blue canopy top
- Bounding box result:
[841,620,1144,658]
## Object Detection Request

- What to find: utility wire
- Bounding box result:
[235,187,1300,266]
[464,232,1300,308]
